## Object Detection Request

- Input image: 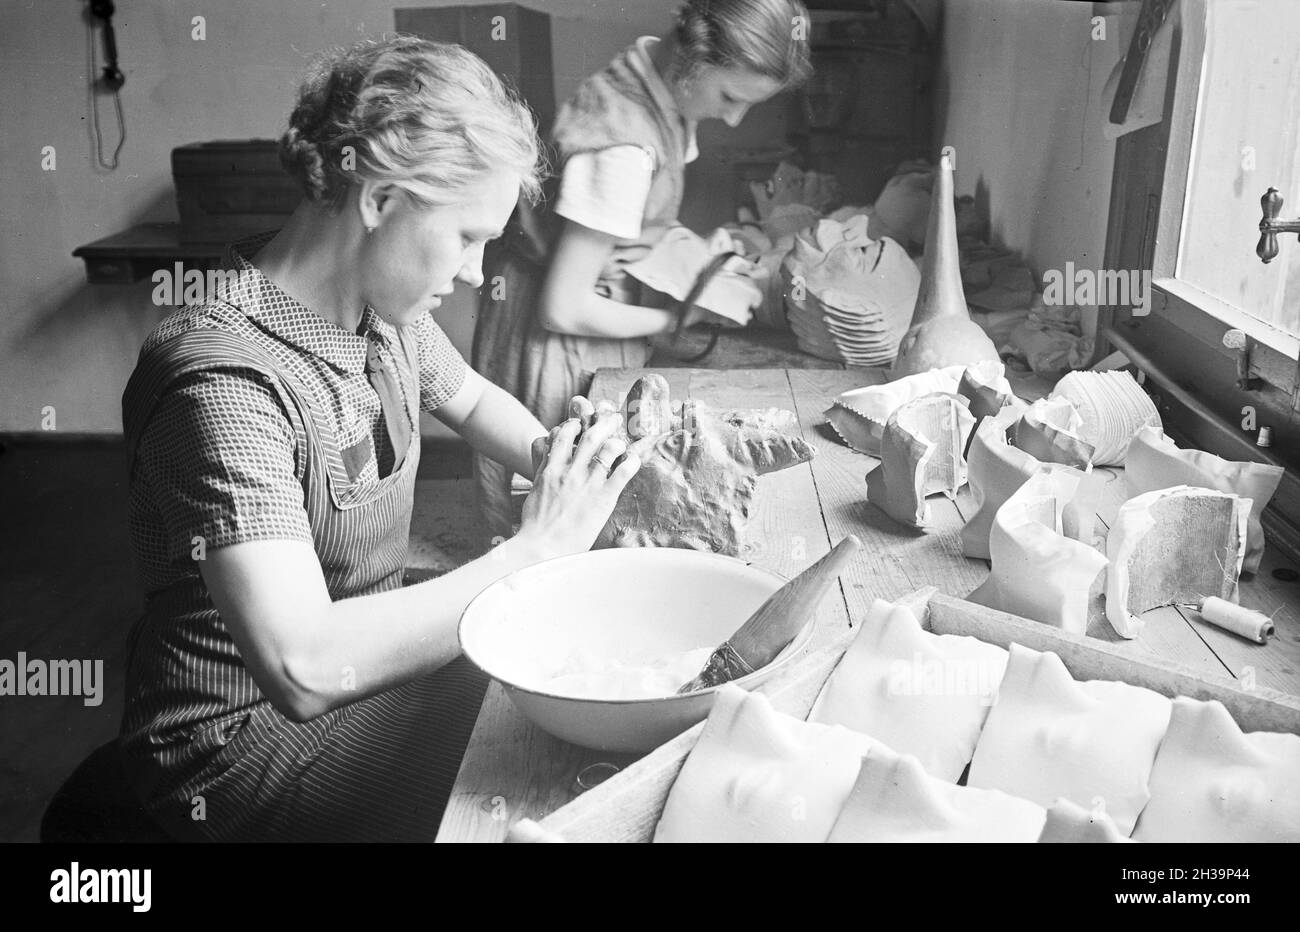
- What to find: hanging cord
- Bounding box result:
[664,250,743,364]
[93,91,127,171]
[87,14,126,170]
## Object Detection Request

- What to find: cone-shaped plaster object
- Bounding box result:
[891,154,999,380]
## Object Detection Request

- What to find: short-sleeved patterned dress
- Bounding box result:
[119,232,487,841]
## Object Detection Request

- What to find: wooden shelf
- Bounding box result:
[72,223,230,284]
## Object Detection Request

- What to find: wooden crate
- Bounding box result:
[171,141,300,244]
[508,588,1300,843]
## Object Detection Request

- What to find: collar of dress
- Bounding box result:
[218,231,393,376]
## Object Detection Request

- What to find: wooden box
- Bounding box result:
[510,588,1300,843]
[172,140,301,244]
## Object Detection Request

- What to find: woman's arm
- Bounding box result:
[201,533,543,721]
[433,367,545,480]
[200,413,637,722]
[537,219,680,338]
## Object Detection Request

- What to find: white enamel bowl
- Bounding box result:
[458,548,812,753]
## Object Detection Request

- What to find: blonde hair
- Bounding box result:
[675,0,813,87]
[280,36,544,209]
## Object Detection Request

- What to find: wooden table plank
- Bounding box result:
[433,684,638,843]
[697,370,852,646]
[649,327,844,371]
[1176,545,1300,695]
[588,367,693,410]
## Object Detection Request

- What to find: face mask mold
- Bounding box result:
[966,468,1106,635]
[1103,485,1250,639]
[865,392,976,527]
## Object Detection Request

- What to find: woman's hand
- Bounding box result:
[516,396,641,559]
[538,220,683,338]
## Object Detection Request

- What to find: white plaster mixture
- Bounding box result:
[539,646,715,700]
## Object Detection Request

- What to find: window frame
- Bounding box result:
[1137,0,1300,395]
[1099,0,1300,561]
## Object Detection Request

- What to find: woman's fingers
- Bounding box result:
[538,412,628,481]
[546,418,583,468]
[571,412,621,471]
[569,396,596,428]
[627,434,659,462]
[594,399,618,419]
[589,437,627,476]
[530,434,548,476]
[605,449,641,496]
[516,403,646,557]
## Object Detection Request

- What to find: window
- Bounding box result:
[1176,0,1300,351]
[1102,0,1300,553]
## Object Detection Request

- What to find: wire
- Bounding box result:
[88,15,126,170]
[665,250,743,363]
[93,90,127,170]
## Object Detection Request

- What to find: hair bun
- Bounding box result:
[279,124,329,202]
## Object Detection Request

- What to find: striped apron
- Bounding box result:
[120,324,487,842]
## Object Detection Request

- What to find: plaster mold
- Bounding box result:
[809,598,1009,782]
[967,644,1172,835]
[967,469,1106,634]
[653,685,875,843]
[1133,697,1300,842]
[1049,369,1161,466]
[1126,426,1282,575]
[827,749,1046,843]
[865,392,975,527]
[1104,486,1249,639]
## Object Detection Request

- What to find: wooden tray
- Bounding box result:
[506,588,1300,843]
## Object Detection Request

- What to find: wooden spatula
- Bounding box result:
[677,535,863,694]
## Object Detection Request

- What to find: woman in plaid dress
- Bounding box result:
[119,37,639,841]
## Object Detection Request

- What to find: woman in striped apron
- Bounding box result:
[472,0,813,543]
[119,37,639,842]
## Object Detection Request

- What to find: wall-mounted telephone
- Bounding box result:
[88,0,127,168]
[90,0,125,89]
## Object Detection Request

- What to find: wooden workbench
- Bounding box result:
[650,326,843,370]
[434,366,1300,843]
[650,326,1058,398]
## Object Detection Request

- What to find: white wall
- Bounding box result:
[935,0,1132,338]
[0,0,679,434]
[2,0,1138,434]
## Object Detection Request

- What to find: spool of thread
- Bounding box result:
[1193,597,1275,644]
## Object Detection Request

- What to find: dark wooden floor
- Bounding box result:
[0,438,482,842]
[0,443,137,842]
